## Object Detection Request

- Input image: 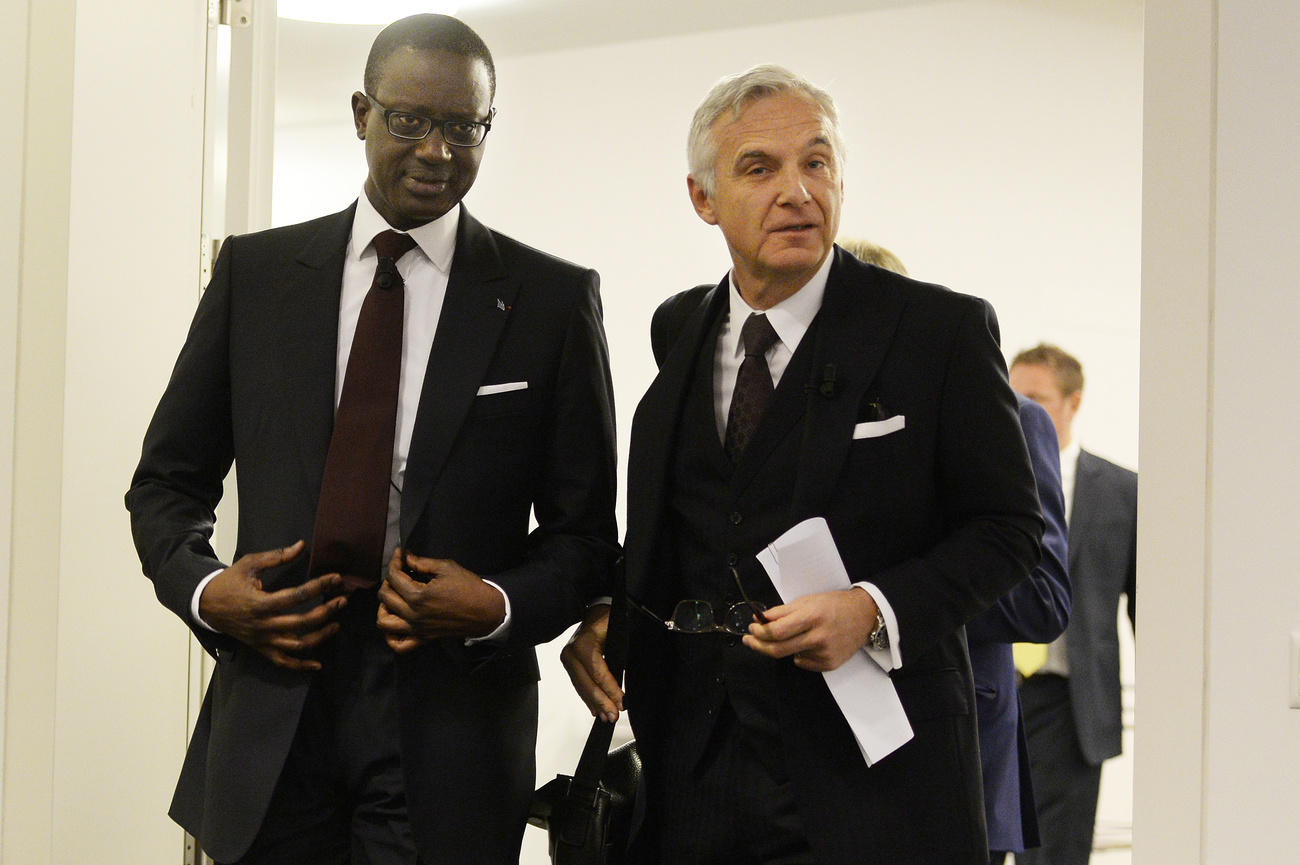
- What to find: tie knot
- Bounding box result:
[740,313,779,358]
[372,229,417,263]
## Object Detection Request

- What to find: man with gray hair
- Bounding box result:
[564,64,1042,863]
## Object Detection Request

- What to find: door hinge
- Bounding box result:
[215,0,252,28]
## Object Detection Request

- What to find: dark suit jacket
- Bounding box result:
[966,395,1070,852]
[621,248,1044,865]
[125,203,618,864]
[1064,449,1137,764]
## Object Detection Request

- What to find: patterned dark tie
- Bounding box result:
[724,313,780,462]
[308,229,417,589]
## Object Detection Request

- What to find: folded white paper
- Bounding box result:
[756,517,913,766]
[475,381,528,396]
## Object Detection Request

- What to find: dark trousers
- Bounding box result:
[228,593,420,865]
[1017,675,1103,865]
[647,691,817,865]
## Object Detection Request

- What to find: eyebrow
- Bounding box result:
[735,135,834,162]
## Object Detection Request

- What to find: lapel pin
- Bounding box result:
[496,298,510,312]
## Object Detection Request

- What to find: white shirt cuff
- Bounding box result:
[587,596,613,608]
[853,581,902,671]
[191,568,226,633]
[465,579,512,645]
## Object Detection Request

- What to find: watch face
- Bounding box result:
[870,613,889,650]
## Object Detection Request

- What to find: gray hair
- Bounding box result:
[687,64,845,198]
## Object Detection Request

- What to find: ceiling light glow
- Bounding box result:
[278,1,462,26]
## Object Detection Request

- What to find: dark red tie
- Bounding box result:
[308,230,417,588]
[724,313,780,462]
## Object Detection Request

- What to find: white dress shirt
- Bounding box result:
[1040,436,1082,676]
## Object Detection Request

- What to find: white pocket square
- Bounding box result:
[853,415,906,439]
[476,381,528,396]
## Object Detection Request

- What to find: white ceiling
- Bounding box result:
[275,0,906,124]
[448,0,902,57]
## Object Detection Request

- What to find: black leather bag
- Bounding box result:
[529,573,636,865]
[527,735,640,865]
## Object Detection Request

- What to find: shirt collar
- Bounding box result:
[1061,436,1082,469]
[724,252,834,358]
[348,191,460,273]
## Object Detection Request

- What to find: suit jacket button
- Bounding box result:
[729,511,742,526]
[726,552,738,567]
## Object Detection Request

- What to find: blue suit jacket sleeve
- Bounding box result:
[966,394,1071,644]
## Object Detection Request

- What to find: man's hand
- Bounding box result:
[375,549,506,653]
[560,604,623,723]
[198,540,346,671]
[742,586,879,672]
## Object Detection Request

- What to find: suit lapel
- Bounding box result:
[789,249,910,521]
[625,282,728,601]
[400,208,516,541]
[279,205,355,497]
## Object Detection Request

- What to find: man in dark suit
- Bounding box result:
[562,65,1042,864]
[967,394,1071,864]
[125,15,617,865]
[1010,343,1137,865]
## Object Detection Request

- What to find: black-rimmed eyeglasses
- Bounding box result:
[365,94,493,147]
[632,568,770,636]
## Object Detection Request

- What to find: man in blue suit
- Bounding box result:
[967,395,1071,864]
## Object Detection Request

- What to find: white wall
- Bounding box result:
[1137,1,1300,863]
[1206,1,1300,856]
[2,0,208,862]
[1200,0,1300,859]
[51,1,209,861]
[0,0,29,838]
[272,3,1144,862]
[3,0,77,860]
[276,0,1144,474]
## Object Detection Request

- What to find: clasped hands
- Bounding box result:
[561,585,879,723]
[198,542,505,670]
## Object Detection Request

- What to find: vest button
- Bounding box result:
[729,511,742,526]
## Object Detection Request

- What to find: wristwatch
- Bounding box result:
[868,610,889,651]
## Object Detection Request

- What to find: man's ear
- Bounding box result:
[687,175,718,225]
[1063,389,1084,434]
[351,91,369,140]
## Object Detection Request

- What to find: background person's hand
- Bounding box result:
[560,604,623,722]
